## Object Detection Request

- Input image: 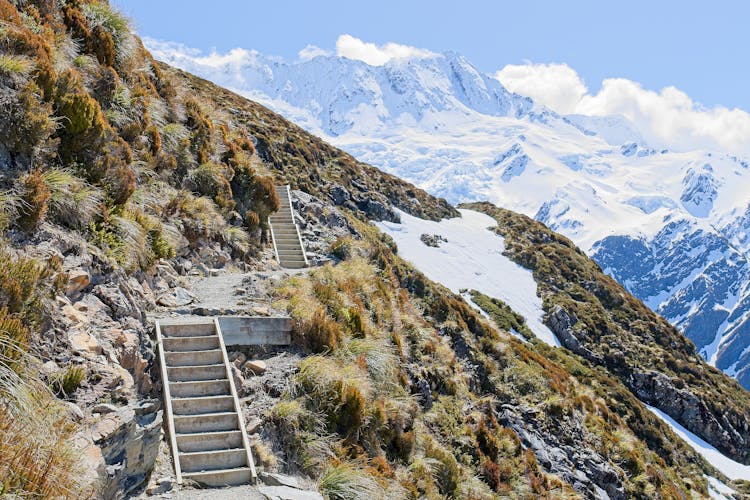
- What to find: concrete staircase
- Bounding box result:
[269,185,308,269]
[156,318,257,486]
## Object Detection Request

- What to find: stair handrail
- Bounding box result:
[268,217,280,264]
[214,317,257,482]
[284,185,309,267]
[155,320,183,484]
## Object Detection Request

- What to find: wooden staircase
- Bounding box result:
[156,318,257,486]
[269,185,308,269]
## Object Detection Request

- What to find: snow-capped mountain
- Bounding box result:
[148,40,750,389]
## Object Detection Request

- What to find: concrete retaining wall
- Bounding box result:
[219,316,291,346]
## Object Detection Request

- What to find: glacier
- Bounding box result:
[147,39,750,390]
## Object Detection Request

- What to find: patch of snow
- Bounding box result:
[646,405,750,480]
[705,475,735,499]
[375,209,559,346]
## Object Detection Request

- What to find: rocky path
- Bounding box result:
[136,267,319,500]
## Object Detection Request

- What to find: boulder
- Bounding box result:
[93,283,141,320]
[331,185,351,206]
[69,330,102,355]
[230,351,247,368]
[93,403,118,415]
[260,471,300,489]
[146,477,173,496]
[245,359,267,375]
[66,270,91,297]
[92,399,163,498]
[66,402,85,421]
[246,417,262,435]
[156,287,195,308]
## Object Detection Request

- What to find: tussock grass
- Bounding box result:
[222,226,251,255]
[81,1,136,66]
[43,168,103,228]
[0,339,85,497]
[0,190,21,231]
[0,54,33,78]
[318,462,385,500]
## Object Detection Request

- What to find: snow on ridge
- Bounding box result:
[646,404,750,481]
[375,209,559,347]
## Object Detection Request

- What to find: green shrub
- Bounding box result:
[184,99,214,164]
[231,164,279,230]
[81,1,135,67]
[244,210,260,230]
[17,169,50,231]
[89,24,115,67]
[0,82,55,163]
[329,237,353,261]
[189,162,234,211]
[0,307,29,367]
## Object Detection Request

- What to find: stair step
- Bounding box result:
[172,395,235,415]
[170,379,230,398]
[165,349,223,367]
[173,412,239,433]
[163,336,220,352]
[179,448,248,473]
[182,467,253,487]
[168,364,227,382]
[176,430,243,452]
[280,262,307,269]
[161,323,216,337]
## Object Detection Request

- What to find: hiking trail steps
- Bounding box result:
[156,318,257,487]
[269,185,308,269]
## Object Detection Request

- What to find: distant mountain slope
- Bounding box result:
[148,41,750,389]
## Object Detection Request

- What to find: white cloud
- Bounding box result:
[495,62,750,154]
[495,63,587,114]
[335,34,436,66]
[298,44,331,61]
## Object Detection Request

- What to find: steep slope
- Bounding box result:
[150,42,750,389]
[1,1,749,497]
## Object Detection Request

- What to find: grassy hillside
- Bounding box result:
[463,201,750,465]
[269,219,727,498]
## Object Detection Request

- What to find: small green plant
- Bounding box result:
[0,54,33,78]
[51,366,85,397]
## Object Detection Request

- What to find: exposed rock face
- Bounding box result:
[630,371,749,462]
[87,400,163,498]
[499,406,625,500]
[548,305,601,362]
[291,189,359,263]
[549,303,750,464]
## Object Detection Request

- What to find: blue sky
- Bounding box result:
[112,0,749,111]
